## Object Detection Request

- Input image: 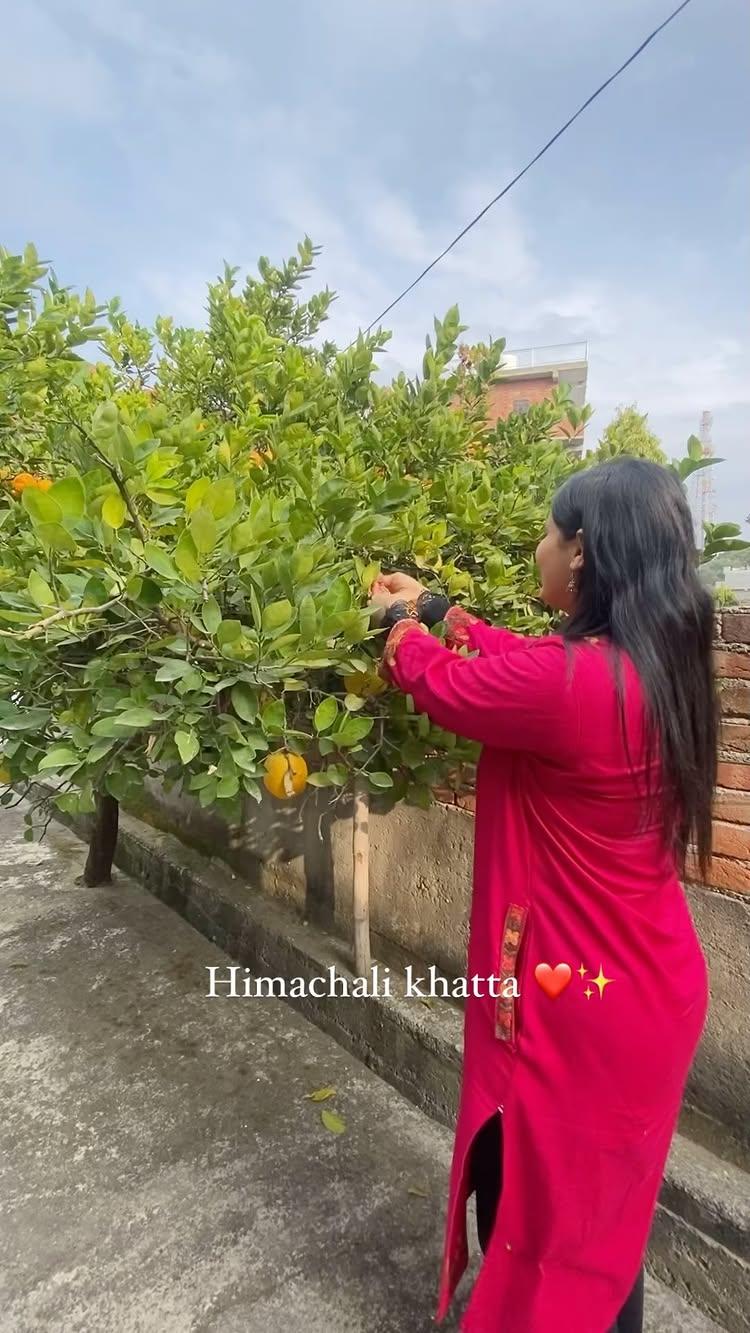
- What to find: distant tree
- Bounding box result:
[593,405,666,464]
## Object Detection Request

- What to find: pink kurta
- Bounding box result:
[386,614,709,1333]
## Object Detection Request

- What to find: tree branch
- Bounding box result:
[61,412,148,544]
[0,598,120,640]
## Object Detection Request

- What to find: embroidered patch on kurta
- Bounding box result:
[443,605,480,651]
[496,902,528,1042]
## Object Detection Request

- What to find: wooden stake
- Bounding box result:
[352,776,371,976]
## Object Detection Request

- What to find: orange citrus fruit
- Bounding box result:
[9,473,53,495]
[263,751,308,799]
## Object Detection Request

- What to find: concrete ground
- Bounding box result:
[0,804,726,1333]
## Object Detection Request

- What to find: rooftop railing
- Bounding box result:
[501,341,589,370]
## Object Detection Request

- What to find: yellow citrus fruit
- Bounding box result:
[263,751,308,799]
[248,449,266,468]
[343,670,387,698]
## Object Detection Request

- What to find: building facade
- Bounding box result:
[486,341,589,456]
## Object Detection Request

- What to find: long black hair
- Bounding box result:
[551,458,717,876]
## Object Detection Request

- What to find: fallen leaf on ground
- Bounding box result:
[306,1086,336,1102]
[321,1109,346,1135]
[408,1184,430,1198]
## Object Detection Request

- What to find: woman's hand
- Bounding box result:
[371,572,426,606]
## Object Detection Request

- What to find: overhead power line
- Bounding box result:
[354,0,695,341]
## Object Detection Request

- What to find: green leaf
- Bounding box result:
[175,668,204,694]
[242,776,263,802]
[37,747,80,772]
[175,729,200,764]
[144,544,178,581]
[86,739,116,763]
[687,434,703,461]
[90,716,131,738]
[205,477,236,519]
[190,506,218,553]
[36,522,77,553]
[314,697,338,733]
[298,593,316,643]
[344,693,366,712]
[217,773,239,799]
[112,707,159,728]
[262,599,294,633]
[49,475,85,519]
[332,716,374,747]
[320,1109,346,1135]
[185,477,210,513]
[306,1087,336,1102]
[202,596,222,636]
[174,531,201,583]
[102,493,127,529]
[217,619,242,648]
[231,683,259,722]
[28,571,54,609]
[261,698,286,733]
[154,660,192,682]
[198,778,218,807]
[22,488,62,525]
[368,772,394,789]
[0,706,50,731]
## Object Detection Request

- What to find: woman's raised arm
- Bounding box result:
[381,619,580,758]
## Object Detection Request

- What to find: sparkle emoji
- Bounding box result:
[591,965,613,999]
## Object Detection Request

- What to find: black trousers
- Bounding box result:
[469,1115,645,1333]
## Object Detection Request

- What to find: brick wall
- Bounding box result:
[486,375,557,424]
[704,612,750,894]
[433,613,750,899]
[486,374,583,441]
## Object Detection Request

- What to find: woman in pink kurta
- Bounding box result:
[375,459,714,1333]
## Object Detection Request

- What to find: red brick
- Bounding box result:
[714,649,750,680]
[711,820,750,859]
[720,720,750,754]
[716,761,750,791]
[718,680,750,718]
[722,612,750,645]
[713,790,750,824]
[431,787,456,806]
[455,792,477,814]
[685,852,750,895]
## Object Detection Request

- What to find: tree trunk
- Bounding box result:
[84,792,119,886]
[352,776,371,976]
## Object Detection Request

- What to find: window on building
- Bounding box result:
[512,398,531,414]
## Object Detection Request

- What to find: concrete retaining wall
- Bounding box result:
[130,613,750,1139]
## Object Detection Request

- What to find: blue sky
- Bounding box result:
[3,0,749,524]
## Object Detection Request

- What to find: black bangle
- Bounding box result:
[416,591,451,628]
[381,601,419,631]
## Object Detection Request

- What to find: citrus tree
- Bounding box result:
[0,241,582,899]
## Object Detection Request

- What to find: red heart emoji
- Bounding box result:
[534,962,572,999]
